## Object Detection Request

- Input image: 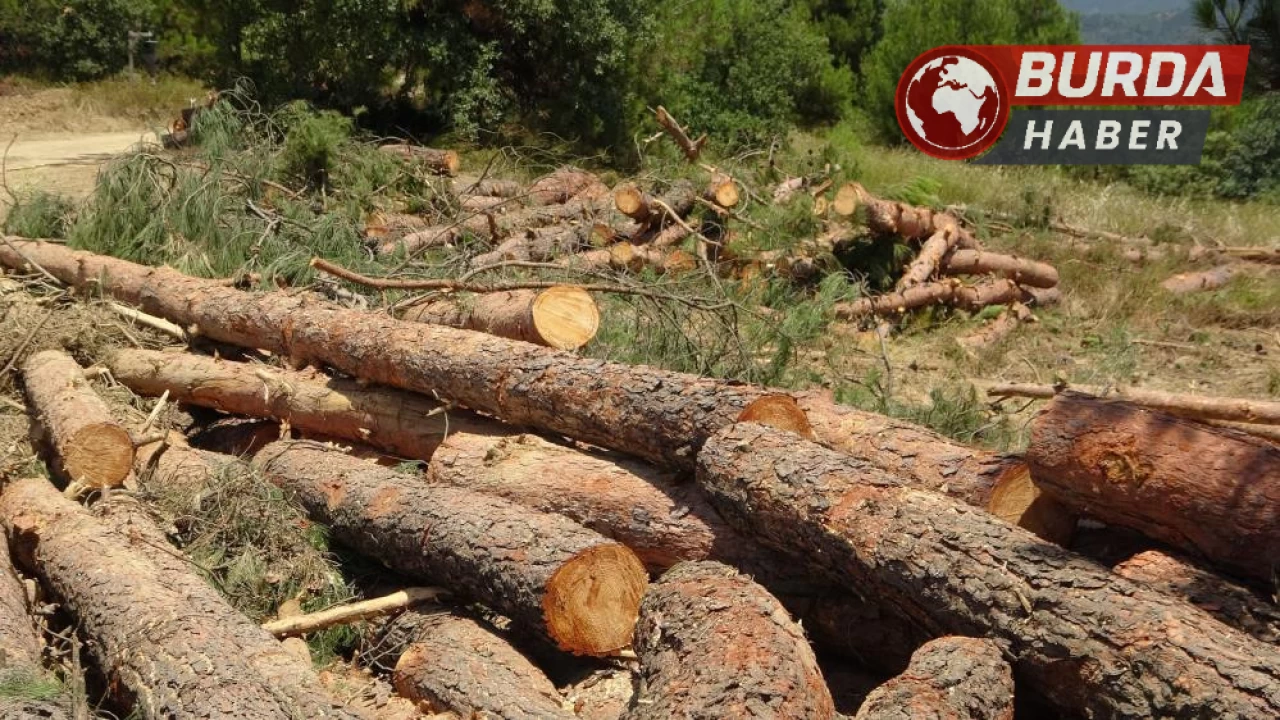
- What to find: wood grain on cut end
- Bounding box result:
[532,286,600,350]
[986,464,1077,546]
[544,543,647,656]
[737,394,816,439]
[833,183,859,216]
[614,184,650,220]
[65,423,134,487]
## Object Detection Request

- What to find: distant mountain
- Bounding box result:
[1060,0,1212,45]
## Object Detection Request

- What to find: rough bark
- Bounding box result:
[254,440,647,655]
[1114,550,1279,645]
[956,306,1025,353]
[696,423,1280,719]
[0,477,362,719]
[458,194,508,214]
[853,637,1014,720]
[562,668,636,720]
[566,243,697,275]
[364,212,430,241]
[469,224,596,267]
[1027,392,1280,580]
[987,381,1280,425]
[108,349,495,462]
[452,177,523,199]
[896,229,958,291]
[655,106,706,162]
[623,561,836,720]
[378,144,460,176]
[401,287,600,350]
[942,249,1060,289]
[843,183,978,249]
[1,518,71,720]
[22,349,133,488]
[527,168,606,206]
[613,181,697,225]
[386,611,574,719]
[1162,264,1243,294]
[834,282,957,320]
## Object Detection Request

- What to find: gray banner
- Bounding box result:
[974,109,1211,165]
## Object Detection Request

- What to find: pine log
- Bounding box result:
[108,349,495,461]
[1162,264,1243,294]
[388,611,575,719]
[705,173,739,209]
[469,224,595,267]
[842,183,979,249]
[452,177,523,199]
[834,278,1022,320]
[22,349,133,488]
[957,307,1023,353]
[262,588,445,637]
[853,637,1014,720]
[0,520,70,720]
[378,144,460,176]
[987,381,1280,425]
[1114,550,1279,645]
[623,561,836,720]
[401,287,600,350]
[896,228,958,290]
[562,668,637,720]
[649,221,692,249]
[942,249,1060,288]
[364,212,430,241]
[696,423,1280,719]
[528,168,607,206]
[565,243,697,275]
[458,194,508,213]
[254,440,647,655]
[613,181,697,225]
[0,477,362,719]
[1220,245,1279,264]
[1019,284,1061,308]
[91,492,364,719]
[833,182,859,216]
[654,106,706,162]
[1027,392,1280,581]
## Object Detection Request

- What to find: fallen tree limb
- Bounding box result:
[613,180,697,226]
[984,381,1280,425]
[23,349,133,489]
[468,224,596,268]
[957,305,1029,354]
[378,144,460,176]
[1027,392,1280,581]
[1162,264,1244,294]
[837,183,978,249]
[655,106,706,161]
[527,168,606,206]
[853,637,1014,720]
[696,423,1280,719]
[834,278,1021,320]
[263,588,445,637]
[254,440,647,655]
[623,561,836,720]
[108,301,189,341]
[1,514,69,720]
[942,249,1059,288]
[453,176,523,199]
[896,228,959,291]
[400,286,600,350]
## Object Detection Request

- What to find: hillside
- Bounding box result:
[1062,0,1210,44]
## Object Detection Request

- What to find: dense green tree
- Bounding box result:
[1193,0,1280,90]
[0,0,156,80]
[805,0,885,73]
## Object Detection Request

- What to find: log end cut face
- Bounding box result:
[532,286,600,351]
[64,423,134,489]
[986,465,1076,546]
[738,395,816,440]
[543,543,647,656]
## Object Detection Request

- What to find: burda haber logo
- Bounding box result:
[895,45,1251,165]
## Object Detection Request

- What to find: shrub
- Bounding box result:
[276,102,354,189]
[2,190,75,239]
[0,0,156,80]
[1217,93,1280,199]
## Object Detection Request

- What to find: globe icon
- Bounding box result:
[903,55,1002,153]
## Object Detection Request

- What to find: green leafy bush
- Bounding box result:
[2,190,75,239]
[276,102,354,189]
[1217,93,1280,199]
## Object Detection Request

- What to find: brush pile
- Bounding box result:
[2,227,1278,719]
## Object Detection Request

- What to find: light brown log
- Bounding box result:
[0,477,362,719]
[401,287,600,350]
[452,177,523,199]
[896,228,958,290]
[108,349,495,461]
[705,173,739,209]
[254,440,647,655]
[834,281,958,320]
[469,224,596,267]
[853,637,1014,720]
[942,249,1060,288]
[1027,392,1280,581]
[956,304,1030,354]
[623,561,836,720]
[613,184,651,222]
[385,189,609,255]
[527,167,606,206]
[773,177,806,204]
[1114,550,1279,645]
[1162,264,1243,294]
[566,243,696,275]
[22,349,133,488]
[985,381,1280,425]
[1,511,70,720]
[388,611,574,719]
[649,221,692,249]
[654,106,706,162]
[951,278,1023,312]
[378,144,460,176]
[458,194,508,213]
[696,422,1280,719]
[832,182,859,216]
[364,212,430,240]
[845,183,979,249]
[263,588,445,637]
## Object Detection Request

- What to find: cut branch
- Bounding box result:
[942,249,1060,288]
[1161,264,1244,294]
[655,106,706,161]
[401,287,600,350]
[984,381,1280,425]
[378,144,460,176]
[263,588,445,637]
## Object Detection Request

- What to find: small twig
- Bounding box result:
[140,390,170,433]
[108,302,189,342]
[1,295,63,376]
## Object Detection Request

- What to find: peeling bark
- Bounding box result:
[854,637,1014,720]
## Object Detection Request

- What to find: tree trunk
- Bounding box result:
[254,440,647,655]
[841,183,978,249]
[386,611,574,720]
[853,637,1014,720]
[400,287,600,350]
[623,561,836,720]
[0,477,362,719]
[378,144,459,176]
[1162,264,1242,294]
[527,168,607,206]
[1027,392,1280,581]
[469,224,596,267]
[22,349,133,489]
[942,249,1059,288]
[613,181,697,225]
[453,177,523,199]
[986,381,1280,425]
[108,349,495,462]
[654,106,706,162]
[705,173,739,209]
[895,228,957,290]
[1,518,71,720]
[834,282,958,320]
[696,423,1280,719]
[562,668,636,720]
[1114,550,1279,645]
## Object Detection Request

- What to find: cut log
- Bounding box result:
[388,611,574,719]
[452,177,523,199]
[983,465,1078,546]
[833,278,1022,320]
[90,492,364,719]
[649,221,692,249]
[254,440,647,655]
[389,188,609,255]
[1220,245,1279,265]
[613,184,652,222]
[773,177,806,204]
[654,106,706,162]
[1162,264,1243,294]
[956,304,1029,354]
[853,637,1014,720]
[696,423,1280,719]
[623,561,836,720]
[528,168,606,206]
[1027,392,1280,581]
[1018,284,1061,308]
[0,477,362,719]
[108,349,495,461]
[379,144,460,176]
[1114,550,1279,645]
[458,194,508,214]
[896,228,958,291]
[22,349,133,489]
[469,224,596,267]
[566,243,697,275]
[833,182,859,216]
[705,173,739,209]
[845,183,979,249]
[985,381,1280,425]
[401,287,600,350]
[263,588,445,637]
[942,249,1060,288]
[613,181,697,226]
[364,211,430,240]
[0,516,70,720]
[951,278,1023,312]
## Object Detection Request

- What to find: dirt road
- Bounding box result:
[5,130,158,171]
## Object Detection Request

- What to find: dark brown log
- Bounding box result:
[942,249,1060,288]
[563,243,697,275]
[1027,392,1280,581]
[853,637,1014,720]
[623,561,836,720]
[388,611,574,719]
[654,106,706,162]
[254,440,647,655]
[109,349,494,462]
[1162,264,1243,294]
[22,349,133,489]
[378,144,460,176]
[0,521,70,720]
[0,477,362,719]
[1114,550,1279,645]
[696,423,1280,719]
[401,287,600,350]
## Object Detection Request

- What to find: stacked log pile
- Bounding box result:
[2,237,1278,720]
